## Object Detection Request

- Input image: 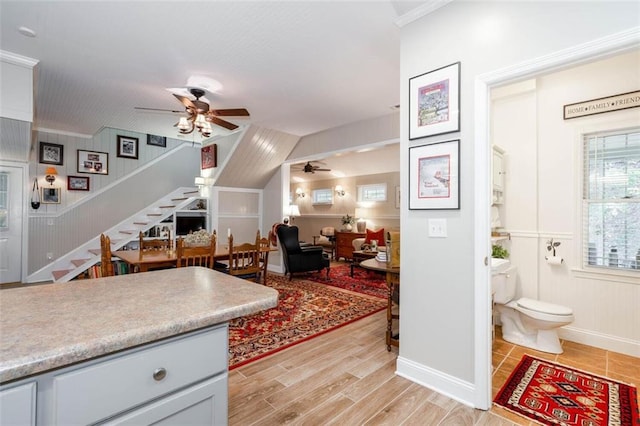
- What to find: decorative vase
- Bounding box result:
[343,224,352,232]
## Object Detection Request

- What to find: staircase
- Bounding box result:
[49,187,201,283]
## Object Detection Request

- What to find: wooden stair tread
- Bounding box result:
[88,248,101,255]
[147,213,162,216]
[52,270,72,280]
[71,259,90,267]
[171,197,188,201]
[133,222,149,225]
[159,205,176,208]
[183,190,199,195]
[118,230,136,235]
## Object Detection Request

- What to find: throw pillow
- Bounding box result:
[365,228,385,246]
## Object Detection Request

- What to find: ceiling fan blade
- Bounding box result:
[174,94,195,110]
[135,106,184,113]
[210,108,250,117]
[208,116,238,130]
[314,168,331,172]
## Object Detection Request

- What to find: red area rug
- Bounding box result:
[228,274,387,369]
[494,354,639,426]
[306,263,388,299]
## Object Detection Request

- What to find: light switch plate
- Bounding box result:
[428,218,447,238]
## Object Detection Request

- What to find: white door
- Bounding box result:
[0,165,24,284]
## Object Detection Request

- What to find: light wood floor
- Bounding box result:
[229,308,640,426]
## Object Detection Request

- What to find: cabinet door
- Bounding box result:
[102,374,227,426]
[0,381,36,426]
[492,149,504,191]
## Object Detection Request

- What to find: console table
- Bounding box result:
[335,231,365,261]
[360,258,400,351]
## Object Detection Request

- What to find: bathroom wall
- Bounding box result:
[491,50,640,356]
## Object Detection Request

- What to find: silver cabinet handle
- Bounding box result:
[153,367,167,381]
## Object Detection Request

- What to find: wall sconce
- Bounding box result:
[194,176,214,187]
[44,167,58,185]
[295,187,306,198]
[335,185,345,197]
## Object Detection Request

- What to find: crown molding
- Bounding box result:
[394,0,455,28]
[0,50,39,68]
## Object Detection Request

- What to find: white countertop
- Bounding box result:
[0,267,278,383]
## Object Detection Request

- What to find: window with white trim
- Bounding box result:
[312,188,333,205]
[357,183,387,203]
[583,129,640,271]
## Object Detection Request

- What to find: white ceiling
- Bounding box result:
[0,1,434,142]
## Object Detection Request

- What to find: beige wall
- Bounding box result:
[290,171,400,243]
[491,50,640,354]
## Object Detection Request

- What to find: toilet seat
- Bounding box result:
[514,297,574,322]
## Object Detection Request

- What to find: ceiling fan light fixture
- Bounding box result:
[201,121,212,137]
[194,114,207,129]
[177,117,191,132]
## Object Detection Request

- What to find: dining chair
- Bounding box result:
[138,231,171,252]
[227,234,262,283]
[257,231,271,285]
[100,233,114,277]
[176,233,217,268]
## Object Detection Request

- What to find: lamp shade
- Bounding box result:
[288,204,301,217]
[355,207,369,219]
[45,167,58,175]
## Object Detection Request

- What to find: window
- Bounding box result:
[312,188,333,205]
[357,183,387,203]
[583,129,640,271]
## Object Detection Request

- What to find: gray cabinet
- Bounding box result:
[2,325,228,426]
[0,381,36,426]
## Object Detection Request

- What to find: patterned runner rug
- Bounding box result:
[306,263,388,299]
[494,354,639,426]
[228,273,387,369]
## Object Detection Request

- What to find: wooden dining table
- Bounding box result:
[113,246,273,275]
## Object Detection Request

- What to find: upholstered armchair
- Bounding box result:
[276,225,330,280]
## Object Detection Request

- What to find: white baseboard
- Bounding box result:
[395,356,479,409]
[559,326,640,357]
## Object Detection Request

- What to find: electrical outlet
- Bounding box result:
[46,252,53,260]
[428,219,447,238]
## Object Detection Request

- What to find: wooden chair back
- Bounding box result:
[139,231,171,252]
[100,234,114,277]
[258,231,271,284]
[176,233,217,268]
[228,234,261,282]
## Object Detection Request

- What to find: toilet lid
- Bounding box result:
[517,297,573,316]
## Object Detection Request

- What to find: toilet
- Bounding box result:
[491,258,574,354]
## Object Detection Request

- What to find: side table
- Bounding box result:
[360,258,400,351]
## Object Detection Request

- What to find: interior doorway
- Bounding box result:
[0,163,26,284]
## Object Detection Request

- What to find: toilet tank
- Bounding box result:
[492,265,517,304]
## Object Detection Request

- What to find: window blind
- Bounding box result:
[582,129,640,271]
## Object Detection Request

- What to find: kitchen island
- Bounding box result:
[0,267,278,425]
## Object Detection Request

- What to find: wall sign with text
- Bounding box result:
[563,90,640,120]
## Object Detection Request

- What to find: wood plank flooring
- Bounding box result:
[230,306,639,425]
[229,310,516,425]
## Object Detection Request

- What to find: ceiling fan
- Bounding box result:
[135,87,249,137]
[292,161,331,174]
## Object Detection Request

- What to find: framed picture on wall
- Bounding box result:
[117,135,139,159]
[409,139,460,210]
[39,142,64,165]
[42,187,61,204]
[201,144,217,169]
[77,149,109,175]
[147,134,166,147]
[67,176,90,191]
[409,62,461,140]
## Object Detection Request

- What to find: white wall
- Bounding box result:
[399,0,639,407]
[492,50,640,356]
